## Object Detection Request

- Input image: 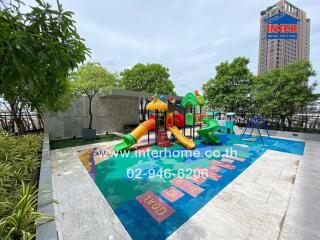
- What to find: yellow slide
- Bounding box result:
[169,126,195,150]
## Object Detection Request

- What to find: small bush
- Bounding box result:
[0,132,50,240]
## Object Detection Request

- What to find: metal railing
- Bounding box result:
[235,113,320,134]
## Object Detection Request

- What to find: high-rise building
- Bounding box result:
[258,0,310,74]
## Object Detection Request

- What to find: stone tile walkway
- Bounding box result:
[279,141,320,240]
[51,140,131,240]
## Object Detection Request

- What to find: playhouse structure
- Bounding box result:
[113,91,223,151]
[209,111,236,134]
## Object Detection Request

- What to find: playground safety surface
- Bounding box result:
[76,134,304,240]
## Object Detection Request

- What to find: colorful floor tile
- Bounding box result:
[220,158,235,164]
[207,165,223,172]
[206,170,223,181]
[210,160,236,170]
[188,174,208,185]
[160,187,184,202]
[171,177,204,197]
[136,191,175,223]
[221,154,246,162]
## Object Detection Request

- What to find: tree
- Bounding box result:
[203,57,253,112]
[253,60,318,128]
[119,63,176,95]
[0,0,90,134]
[72,63,116,129]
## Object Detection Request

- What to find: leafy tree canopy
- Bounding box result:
[0,0,89,134]
[119,63,176,95]
[253,60,317,119]
[72,62,116,129]
[0,0,90,113]
[203,57,253,112]
[72,62,116,98]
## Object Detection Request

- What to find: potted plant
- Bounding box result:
[72,63,115,140]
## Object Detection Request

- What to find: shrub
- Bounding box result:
[0,132,51,240]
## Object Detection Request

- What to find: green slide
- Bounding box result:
[197,119,220,144]
[114,134,137,151]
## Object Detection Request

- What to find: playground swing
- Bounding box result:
[240,116,270,144]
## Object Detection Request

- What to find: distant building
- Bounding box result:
[258,0,310,74]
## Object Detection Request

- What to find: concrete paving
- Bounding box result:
[279,141,320,240]
[51,140,131,240]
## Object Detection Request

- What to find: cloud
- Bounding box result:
[47,0,320,94]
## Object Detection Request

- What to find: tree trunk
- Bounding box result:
[0,117,5,130]
[9,101,26,135]
[37,113,44,130]
[280,115,286,130]
[0,112,8,131]
[13,113,25,134]
[287,116,292,129]
[139,98,149,122]
[139,98,144,122]
[143,98,148,121]
[88,97,93,129]
[34,106,44,131]
[22,115,30,131]
[26,109,37,131]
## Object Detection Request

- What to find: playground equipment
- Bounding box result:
[240,116,270,144]
[206,111,236,134]
[168,126,195,149]
[114,118,156,151]
[145,97,172,148]
[222,112,236,134]
[185,113,194,126]
[181,92,198,140]
[197,119,220,144]
[166,112,184,128]
[114,90,222,151]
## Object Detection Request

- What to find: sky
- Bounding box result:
[44,0,319,95]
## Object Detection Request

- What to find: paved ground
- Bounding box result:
[279,141,320,240]
[51,139,131,240]
[50,136,319,240]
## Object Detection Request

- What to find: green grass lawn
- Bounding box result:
[50,134,121,150]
